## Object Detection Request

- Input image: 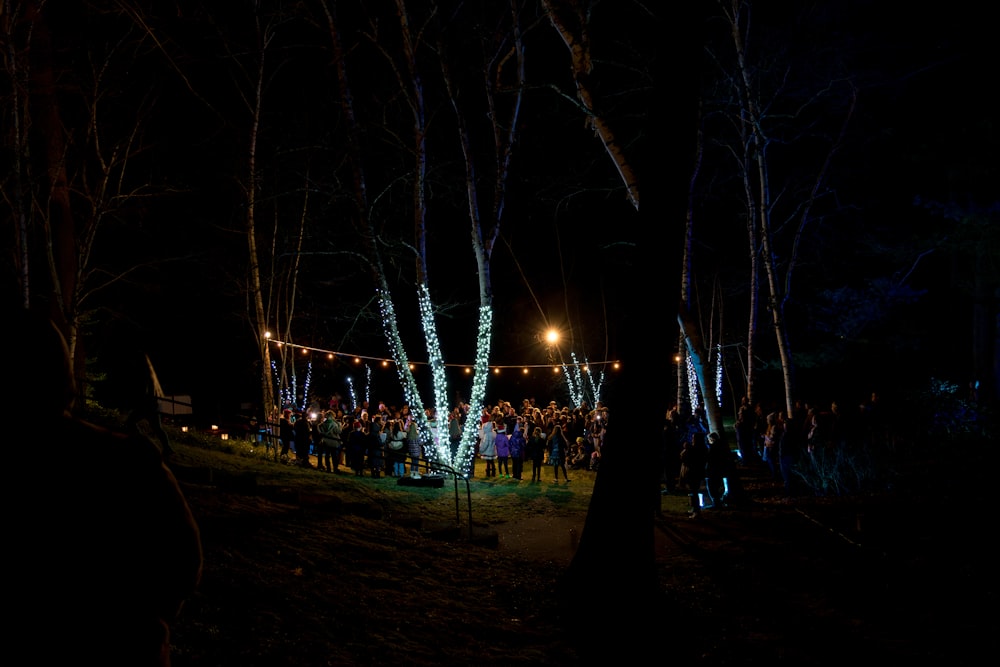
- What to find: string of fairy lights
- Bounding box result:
[263,310,729,476]
[267,338,623,374]
[266,323,723,479]
[266,306,620,477]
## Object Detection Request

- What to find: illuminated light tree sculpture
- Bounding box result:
[562,353,605,410]
[322,1,525,476]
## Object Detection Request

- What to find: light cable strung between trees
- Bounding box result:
[267,338,622,372]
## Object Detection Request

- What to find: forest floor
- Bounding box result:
[166,441,993,667]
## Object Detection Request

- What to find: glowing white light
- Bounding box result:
[715,344,723,405]
[561,352,603,409]
[685,352,699,409]
[300,361,313,412]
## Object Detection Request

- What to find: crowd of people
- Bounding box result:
[267,389,890,517]
[663,392,895,518]
[268,397,611,483]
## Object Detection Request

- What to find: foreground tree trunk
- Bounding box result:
[551,2,709,656]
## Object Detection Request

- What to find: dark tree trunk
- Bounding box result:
[559,3,707,659]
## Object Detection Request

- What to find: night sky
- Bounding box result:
[6,1,996,420]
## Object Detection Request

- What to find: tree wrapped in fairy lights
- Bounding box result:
[324,1,526,476]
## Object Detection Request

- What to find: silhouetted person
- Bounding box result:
[278,409,295,461]
[680,431,708,518]
[293,410,313,467]
[6,307,202,666]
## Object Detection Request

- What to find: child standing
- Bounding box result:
[494,423,511,478]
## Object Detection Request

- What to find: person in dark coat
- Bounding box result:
[293,411,314,467]
[278,409,295,462]
[346,420,367,476]
[680,431,709,518]
[8,307,202,667]
[704,431,730,508]
[368,415,386,478]
[508,423,526,480]
[661,407,683,494]
[546,424,572,483]
[526,426,546,482]
[316,410,343,473]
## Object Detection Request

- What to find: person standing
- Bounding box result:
[660,408,683,494]
[406,415,423,479]
[704,431,729,509]
[368,415,386,478]
[278,409,295,463]
[316,410,341,473]
[680,431,709,518]
[734,396,757,465]
[526,426,546,482]
[293,411,313,468]
[448,407,463,460]
[387,418,408,477]
[763,411,784,481]
[494,423,511,478]
[346,420,367,476]
[508,421,526,481]
[546,424,571,483]
[479,418,497,478]
[780,406,806,495]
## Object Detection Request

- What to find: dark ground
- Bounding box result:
[166,444,993,666]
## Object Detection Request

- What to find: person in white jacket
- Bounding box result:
[478,418,497,478]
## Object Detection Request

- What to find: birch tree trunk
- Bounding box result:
[723,0,854,417]
[321,0,524,473]
[10,4,167,397]
[242,21,277,422]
